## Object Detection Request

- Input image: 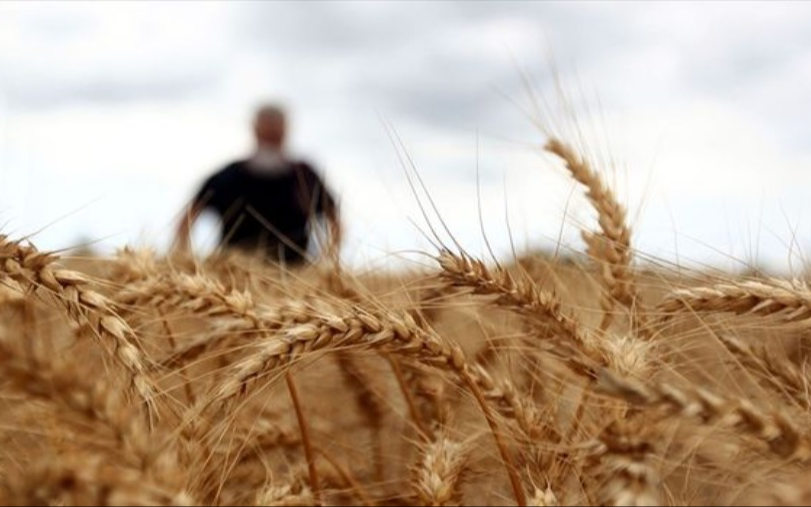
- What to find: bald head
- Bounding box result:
[253,104,287,149]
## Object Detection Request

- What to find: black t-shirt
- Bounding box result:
[193,160,335,261]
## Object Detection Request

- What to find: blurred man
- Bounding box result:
[175,104,341,264]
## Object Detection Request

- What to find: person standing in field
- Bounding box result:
[175,104,341,265]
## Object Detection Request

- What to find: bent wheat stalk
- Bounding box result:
[0,235,155,409]
[285,372,321,506]
[437,250,604,366]
[204,304,527,506]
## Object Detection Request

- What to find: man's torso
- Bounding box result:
[196,160,326,258]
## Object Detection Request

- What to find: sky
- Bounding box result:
[1,1,811,273]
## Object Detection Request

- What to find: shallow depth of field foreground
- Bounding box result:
[2,137,811,506]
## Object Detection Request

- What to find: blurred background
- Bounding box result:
[1,1,811,272]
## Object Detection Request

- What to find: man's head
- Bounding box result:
[253,104,287,149]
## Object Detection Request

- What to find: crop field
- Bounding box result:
[1,137,809,506]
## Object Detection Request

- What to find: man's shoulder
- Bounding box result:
[206,160,248,184]
[289,159,322,180]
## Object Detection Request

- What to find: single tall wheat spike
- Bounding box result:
[543,139,645,336]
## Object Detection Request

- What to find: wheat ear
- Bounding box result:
[591,421,661,507]
[2,455,193,506]
[254,475,314,507]
[658,279,811,325]
[438,250,604,365]
[206,304,527,506]
[597,369,811,461]
[718,334,810,410]
[412,436,469,506]
[0,235,155,407]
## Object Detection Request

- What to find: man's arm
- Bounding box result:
[175,170,223,254]
[299,163,342,260]
[324,202,342,261]
[173,201,204,254]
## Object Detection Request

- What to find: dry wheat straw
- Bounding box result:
[285,371,322,506]
[316,448,375,507]
[336,352,387,480]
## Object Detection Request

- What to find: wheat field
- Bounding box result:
[1,137,810,506]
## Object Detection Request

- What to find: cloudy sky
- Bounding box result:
[1,1,811,272]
